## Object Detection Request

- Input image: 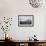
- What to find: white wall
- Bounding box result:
[0,0,46,40]
[44,16,46,40]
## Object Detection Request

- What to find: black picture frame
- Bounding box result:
[18,15,34,27]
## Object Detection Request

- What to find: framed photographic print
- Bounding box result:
[18,15,34,27]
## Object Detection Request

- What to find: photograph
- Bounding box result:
[18,15,34,27]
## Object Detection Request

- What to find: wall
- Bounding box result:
[0,0,46,40]
[44,16,46,40]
